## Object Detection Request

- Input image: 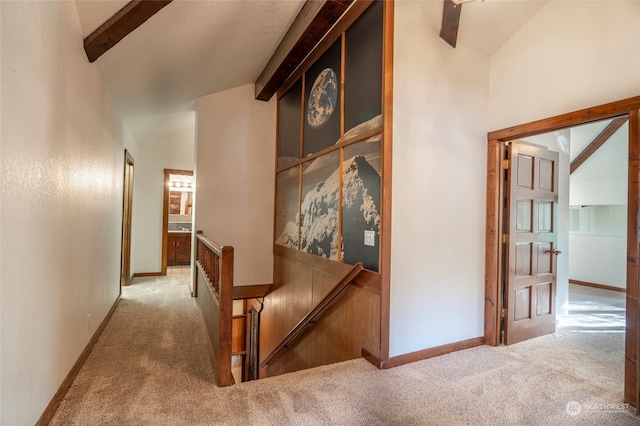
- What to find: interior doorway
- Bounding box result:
[120,150,134,288]
[485,97,640,409]
[161,169,194,275]
[517,117,629,328]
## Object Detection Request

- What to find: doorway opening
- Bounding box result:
[504,118,628,400]
[120,150,134,288]
[484,97,640,409]
[162,169,194,276]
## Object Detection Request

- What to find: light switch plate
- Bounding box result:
[364,230,375,247]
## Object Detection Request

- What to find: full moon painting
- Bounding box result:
[307,68,338,128]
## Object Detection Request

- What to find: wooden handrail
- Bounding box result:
[195,234,235,386]
[260,262,364,368]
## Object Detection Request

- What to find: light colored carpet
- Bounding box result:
[50,276,640,425]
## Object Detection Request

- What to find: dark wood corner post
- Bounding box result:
[627,107,640,409]
[484,139,502,347]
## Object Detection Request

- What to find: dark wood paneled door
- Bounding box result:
[504,141,559,345]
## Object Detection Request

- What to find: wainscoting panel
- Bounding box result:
[259,245,381,377]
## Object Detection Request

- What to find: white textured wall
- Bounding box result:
[131,113,195,274]
[196,84,275,287]
[390,1,489,356]
[489,1,640,131]
[569,122,628,289]
[570,235,626,289]
[489,0,639,308]
[570,123,628,206]
[0,1,132,423]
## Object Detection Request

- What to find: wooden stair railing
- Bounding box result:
[195,234,235,387]
[260,262,364,368]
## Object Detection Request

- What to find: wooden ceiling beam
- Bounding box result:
[254,0,353,102]
[440,0,462,48]
[570,116,628,174]
[84,0,173,63]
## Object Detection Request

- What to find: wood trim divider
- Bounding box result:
[36,296,121,425]
[255,0,353,101]
[569,279,626,293]
[484,139,502,346]
[488,96,640,142]
[277,0,374,99]
[362,336,485,370]
[626,107,640,408]
[232,284,273,300]
[379,0,394,365]
[133,272,163,278]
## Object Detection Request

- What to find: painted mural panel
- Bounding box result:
[344,0,383,138]
[342,135,381,271]
[300,150,340,259]
[274,3,384,272]
[277,79,302,168]
[303,40,341,157]
[275,166,300,249]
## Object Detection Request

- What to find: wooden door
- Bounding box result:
[503,141,559,345]
[120,151,134,287]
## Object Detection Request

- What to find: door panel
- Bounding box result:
[504,141,559,345]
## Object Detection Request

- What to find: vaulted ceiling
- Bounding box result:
[74,0,553,142]
[74,0,305,116]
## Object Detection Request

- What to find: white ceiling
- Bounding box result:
[459,0,548,55]
[74,0,551,141]
[74,0,305,116]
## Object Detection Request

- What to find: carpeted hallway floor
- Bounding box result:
[50,273,640,425]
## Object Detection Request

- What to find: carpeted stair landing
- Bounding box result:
[51,275,639,425]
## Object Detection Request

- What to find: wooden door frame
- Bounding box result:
[484,96,640,409]
[161,168,194,275]
[120,150,134,288]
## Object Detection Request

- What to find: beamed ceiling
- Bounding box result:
[74,0,549,133]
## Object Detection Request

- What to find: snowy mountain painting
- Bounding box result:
[342,137,381,271]
[276,136,381,271]
[300,151,340,260]
[275,166,300,249]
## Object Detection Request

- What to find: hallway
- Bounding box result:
[49,273,639,425]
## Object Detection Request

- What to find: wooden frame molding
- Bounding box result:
[255,0,353,101]
[569,279,626,294]
[484,96,640,409]
[162,169,193,276]
[276,0,374,99]
[379,0,394,363]
[363,336,485,369]
[84,0,173,63]
[36,297,121,425]
[132,272,163,278]
[120,150,134,288]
